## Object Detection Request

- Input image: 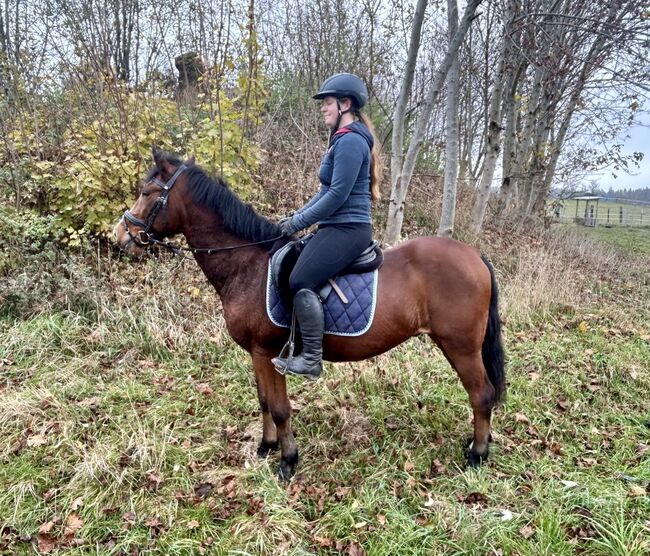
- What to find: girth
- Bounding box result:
[270,234,383,303]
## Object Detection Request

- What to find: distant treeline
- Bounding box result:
[602,187,650,202]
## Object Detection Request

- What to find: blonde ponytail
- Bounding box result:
[357,112,382,202]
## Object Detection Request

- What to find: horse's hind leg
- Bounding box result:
[252,352,299,479]
[436,343,496,466]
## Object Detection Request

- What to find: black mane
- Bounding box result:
[150,155,282,249]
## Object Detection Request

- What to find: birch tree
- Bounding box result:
[385,0,482,245]
[437,0,460,237]
[469,0,518,233]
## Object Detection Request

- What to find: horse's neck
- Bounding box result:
[183,223,266,300]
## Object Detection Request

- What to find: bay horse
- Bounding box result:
[113,149,505,479]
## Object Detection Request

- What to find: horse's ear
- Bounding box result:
[152,145,164,168]
[185,155,196,166]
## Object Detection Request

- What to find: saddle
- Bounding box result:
[270,234,383,303]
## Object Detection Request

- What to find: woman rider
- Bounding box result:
[272,73,381,380]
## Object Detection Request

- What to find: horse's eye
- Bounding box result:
[142,191,150,197]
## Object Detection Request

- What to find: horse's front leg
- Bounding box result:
[252,352,298,479]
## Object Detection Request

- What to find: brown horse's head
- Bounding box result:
[113,147,195,255]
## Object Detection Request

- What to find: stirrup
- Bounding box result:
[274,357,322,381]
[273,308,296,374]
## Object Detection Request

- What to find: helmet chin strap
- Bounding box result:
[330,98,353,142]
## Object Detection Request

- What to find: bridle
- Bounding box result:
[120,163,283,255]
[122,164,187,247]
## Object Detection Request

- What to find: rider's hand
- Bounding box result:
[279,217,299,237]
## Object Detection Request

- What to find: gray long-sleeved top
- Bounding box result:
[291,121,373,230]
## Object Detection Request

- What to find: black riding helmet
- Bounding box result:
[313,73,368,109]
[314,73,369,136]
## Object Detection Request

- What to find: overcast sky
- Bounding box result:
[593,111,649,191]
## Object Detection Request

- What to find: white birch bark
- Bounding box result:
[437,0,460,237]
[470,55,504,232]
[470,0,518,232]
[388,0,428,235]
[385,0,482,245]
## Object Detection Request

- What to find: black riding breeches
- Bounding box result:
[288,223,373,294]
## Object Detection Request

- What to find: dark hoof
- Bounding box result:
[467,450,488,468]
[257,440,279,459]
[278,452,299,481]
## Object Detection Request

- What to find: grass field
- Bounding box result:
[1,228,649,555]
[571,225,650,257]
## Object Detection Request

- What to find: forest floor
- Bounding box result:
[1,223,648,555]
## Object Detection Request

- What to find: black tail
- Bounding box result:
[481,256,506,405]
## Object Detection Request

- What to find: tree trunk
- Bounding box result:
[387,0,428,244]
[437,0,460,237]
[470,0,518,232]
[470,53,504,232]
[385,0,482,245]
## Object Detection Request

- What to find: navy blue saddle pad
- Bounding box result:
[266,263,378,337]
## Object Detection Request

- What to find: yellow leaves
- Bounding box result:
[9,69,263,239]
[577,321,589,333]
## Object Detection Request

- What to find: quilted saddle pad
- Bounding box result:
[266,263,378,337]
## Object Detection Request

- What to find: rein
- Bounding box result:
[140,234,284,255]
[121,164,283,255]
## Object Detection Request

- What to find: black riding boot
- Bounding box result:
[273,289,324,380]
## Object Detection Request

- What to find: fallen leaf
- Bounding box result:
[578,321,588,333]
[147,471,163,488]
[572,506,592,518]
[38,521,55,534]
[515,412,530,424]
[70,497,84,511]
[463,492,488,505]
[194,482,213,499]
[347,541,366,556]
[64,514,83,537]
[27,434,48,447]
[37,534,56,553]
[353,521,367,529]
[404,460,414,472]
[519,524,535,539]
[429,459,446,477]
[527,425,541,439]
[628,485,646,497]
[334,486,351,500]
[561,480,578,489]
[377,514,386,526]
[187,519,200,529]
[42,489,56,501]
[556,399,569,411]
[196,383,214,396]
[313,535,333,547]
[78,397,101,408]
